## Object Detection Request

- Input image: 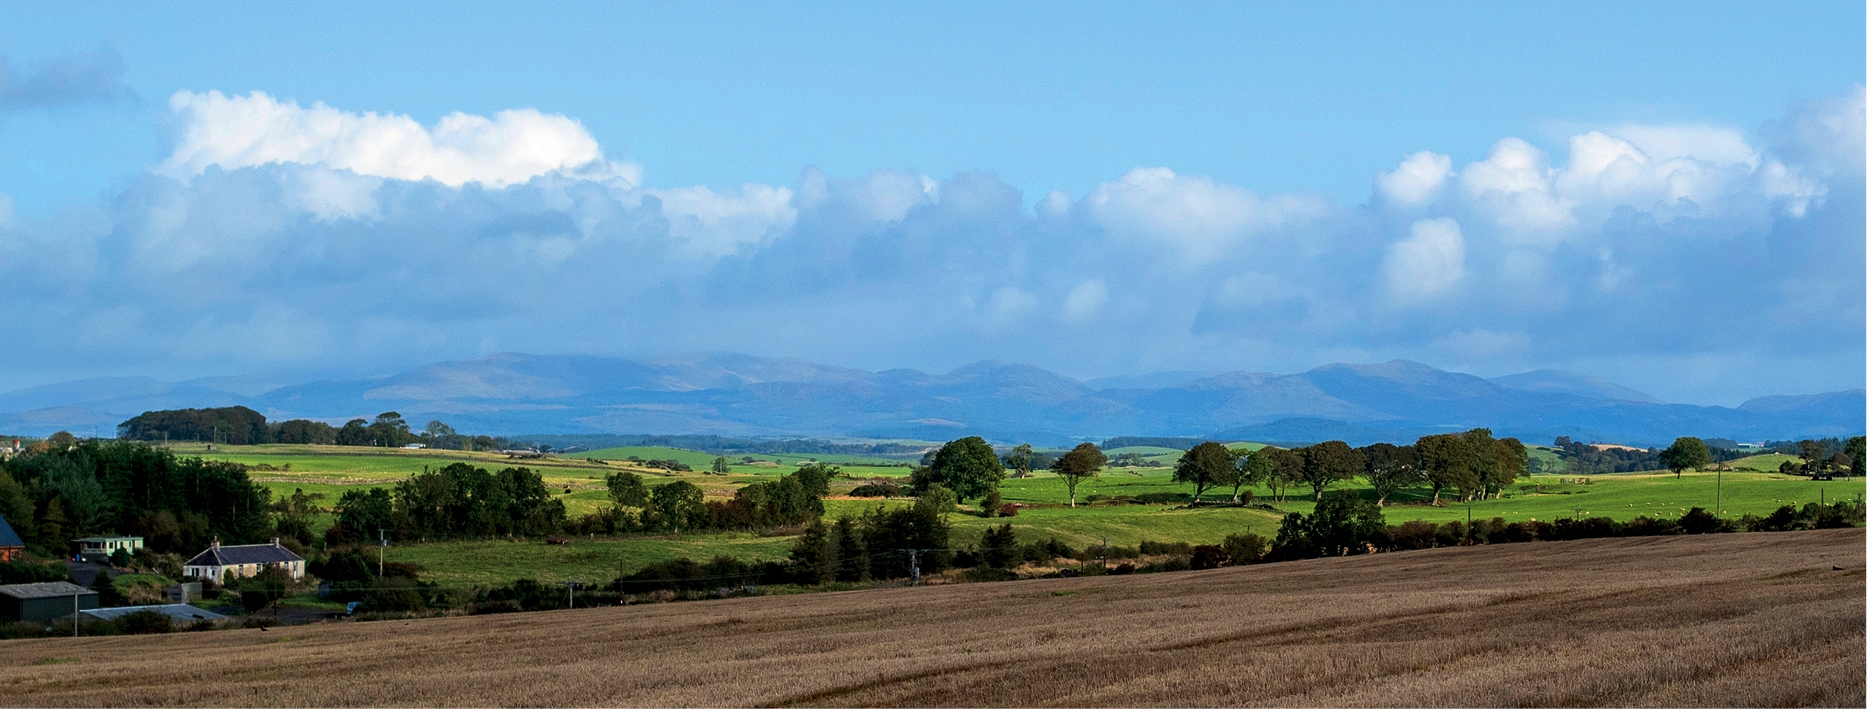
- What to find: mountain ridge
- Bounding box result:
[0,353,1859,446]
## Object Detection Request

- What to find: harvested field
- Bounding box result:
[1,530,1861,707]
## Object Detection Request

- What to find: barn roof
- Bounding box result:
[0,581,95,600]
[183,542,303,567]
[80,604,228,623]
[0,515,23,548]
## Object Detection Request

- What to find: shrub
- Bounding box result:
[848,481,901,498]
[1387,520,1438,550]
[1622,516,1679,536]
[980,524,1018,569]
[1140,556,1192,573]
[1138,540,1193,555]
[1549,516,1618,540]
[1189,545,1228,570]
[1109,563,1136,575]
[360,577,427,613]
[1678,507,1732,534]
[964,567,1018,582]
[114,609,172,635]
[999,504,1019,517]
[1220,532,1269,564]
[979,490,1002,518]
[0,560,67,584]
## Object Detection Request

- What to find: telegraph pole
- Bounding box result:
[907,550,921,586]
[1715,467,1723,517]
[1100,537,1109,572]
[377,529,387,578]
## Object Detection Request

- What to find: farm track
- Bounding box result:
[0,529,1860,707]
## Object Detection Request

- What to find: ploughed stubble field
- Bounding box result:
[2,529,1861,707]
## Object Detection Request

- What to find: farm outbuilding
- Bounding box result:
[0,581,98,623]
[182,539,305,583]
[0,516,22,562]
[80,603,227,624]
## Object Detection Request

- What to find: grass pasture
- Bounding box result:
[4,529,1859,707]
[174,443,1865,586]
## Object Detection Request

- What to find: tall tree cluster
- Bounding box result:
[0,440,273,555]
[118,408,503,450]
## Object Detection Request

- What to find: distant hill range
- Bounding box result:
[0,353,1860,447]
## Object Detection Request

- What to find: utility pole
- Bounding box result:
[377,529,387,578]
[1100,537,1109,572]
[907,549,921,586]
[1715,467,1723,517]
[566,582,575,609]
[73,590,79,637]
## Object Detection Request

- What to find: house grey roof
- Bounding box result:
[183,543,304,567]
[0,516,22,548]
[0,581,95,600]
[80,604,227,623]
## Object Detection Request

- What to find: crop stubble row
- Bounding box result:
[0,528,1860,707]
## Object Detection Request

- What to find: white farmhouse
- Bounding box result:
[181,538,305,584]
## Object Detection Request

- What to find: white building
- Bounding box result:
[181,539,305,584]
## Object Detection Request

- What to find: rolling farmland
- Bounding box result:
[1,529,1858,707]
[166,442,1866,585]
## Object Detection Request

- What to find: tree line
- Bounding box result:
[0,437,273,557]
[118,407,508,451]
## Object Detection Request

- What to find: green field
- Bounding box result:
[178,443,1864,586]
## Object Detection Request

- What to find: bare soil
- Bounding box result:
[1,529,1861,707]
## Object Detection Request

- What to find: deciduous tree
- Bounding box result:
[1051,443,1106,507]
[1417,433,1477,504]
[912,437,1005,503]
[1661,437,1711,479]
[1359,443,1420,506]
[1296,440,1363,501]
[1173,442,1235,503]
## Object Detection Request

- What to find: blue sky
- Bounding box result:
[0,2,1862,405]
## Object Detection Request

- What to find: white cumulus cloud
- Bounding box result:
[161,90,632,188]
[1376,151,1452,206]
[1383,218,1466,304]
[651,183,797,258]
[1086,167,1328,263]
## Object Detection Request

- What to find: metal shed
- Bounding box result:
[0,581,99,623]
[80,603,227,624]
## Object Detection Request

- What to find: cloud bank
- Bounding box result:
[2,88,1861,404]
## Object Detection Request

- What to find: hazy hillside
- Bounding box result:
[0,353,1860,446]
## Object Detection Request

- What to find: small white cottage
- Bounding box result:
[181,538,305,584]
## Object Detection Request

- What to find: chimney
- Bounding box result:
[271,537,280,548]
[211,537,220,549]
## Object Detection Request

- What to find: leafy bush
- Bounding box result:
[1220,533,1269,564]
[1139,556,1192,573]
[848,480,902,498]
[1138,540,1193,555]
[114,609,172,635]
[0,560,67,584]
[1189,545,1228,570]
